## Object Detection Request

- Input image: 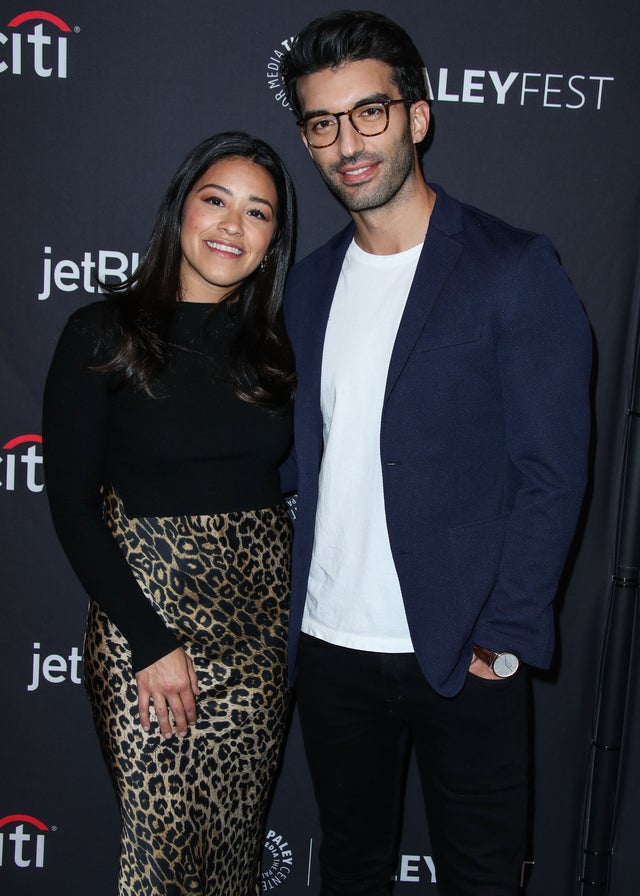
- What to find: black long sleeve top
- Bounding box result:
[43,299,292,671]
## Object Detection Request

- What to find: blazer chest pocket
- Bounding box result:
[414,326,484,354]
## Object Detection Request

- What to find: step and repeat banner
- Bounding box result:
[1,2,639,894]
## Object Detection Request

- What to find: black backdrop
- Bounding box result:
[1,2,639,894]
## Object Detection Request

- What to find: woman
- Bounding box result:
[43,132,296,896]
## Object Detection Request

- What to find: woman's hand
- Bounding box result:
[135,647,199,738]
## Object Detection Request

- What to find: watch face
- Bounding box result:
[493,653,519,678]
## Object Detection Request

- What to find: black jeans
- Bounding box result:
[296,634,530,896]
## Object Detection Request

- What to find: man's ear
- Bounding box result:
[301,129,315,158]
[409,100,430,145]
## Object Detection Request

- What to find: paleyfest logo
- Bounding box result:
[0,9,79,79]
[265,33,614,112]
[429,67,613,110]
[0,814,52,868]
[265,35,295,109]
[262,829,293,890]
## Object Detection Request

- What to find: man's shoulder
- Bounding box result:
[433,184,553,257]
[288,221,355,279]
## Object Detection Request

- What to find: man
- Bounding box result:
[279,11,591,896]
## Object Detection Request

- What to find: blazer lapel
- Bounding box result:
[384,187,464,403]
[293,223,355,462]
[297,223,354,402]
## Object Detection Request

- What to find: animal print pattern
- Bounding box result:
[83,489,292,896]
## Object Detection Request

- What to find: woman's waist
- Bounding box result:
[104,459,285,517]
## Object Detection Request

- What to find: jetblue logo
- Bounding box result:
[27,642,83,692]
[38,245,140,301]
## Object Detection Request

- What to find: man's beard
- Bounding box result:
[316,131,416,213]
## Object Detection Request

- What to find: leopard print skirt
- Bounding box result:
[83,489,292,896]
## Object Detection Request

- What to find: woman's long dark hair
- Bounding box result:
[98,131,296,408]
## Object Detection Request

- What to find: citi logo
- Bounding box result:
[1,434,43,493]
[0,11,77,79]
[0,814,50,868]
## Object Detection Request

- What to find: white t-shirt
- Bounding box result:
[302,238,423,652]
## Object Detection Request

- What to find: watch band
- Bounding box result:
[473,645,520,677]
[473,646,500,668]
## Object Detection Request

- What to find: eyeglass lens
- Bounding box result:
[305,102,390,147]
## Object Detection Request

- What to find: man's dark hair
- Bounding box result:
[280,10,428,120]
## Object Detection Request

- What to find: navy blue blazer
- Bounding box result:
[283,184,592,696]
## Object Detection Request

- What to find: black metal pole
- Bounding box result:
[578,274,640,892]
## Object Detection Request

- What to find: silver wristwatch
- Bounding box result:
[473,645,520,678]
